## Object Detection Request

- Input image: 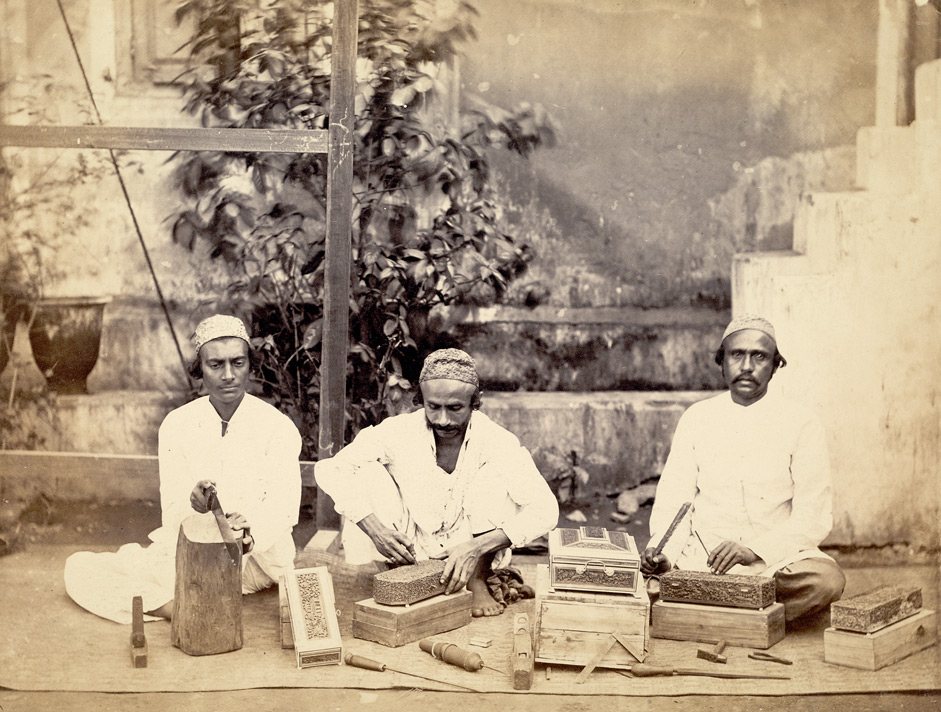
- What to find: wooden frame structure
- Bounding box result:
[0,0,359,529]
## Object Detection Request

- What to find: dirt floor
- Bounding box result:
[1,490,938,711]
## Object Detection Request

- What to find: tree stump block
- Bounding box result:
[170,514,243,655]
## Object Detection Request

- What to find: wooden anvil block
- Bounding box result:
[825,608,937,671]
[651,600,785,649]
[373,560,447,606]
[830,585,923,634]
[353,590,472,647]
[659,570,776,609]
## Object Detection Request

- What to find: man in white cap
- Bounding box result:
[641,315,845,625]
[64,314,301,622]
[316,348,558,617]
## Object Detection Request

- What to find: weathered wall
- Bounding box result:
[461,0,876,308]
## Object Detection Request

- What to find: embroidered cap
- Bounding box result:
[193,314,251,354]
[721,314,777,347]
[419,348,479,387]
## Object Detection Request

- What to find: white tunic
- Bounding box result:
[315,409,559,564]
[64,394,302,623]
[649,389,833,575]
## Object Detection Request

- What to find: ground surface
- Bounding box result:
[1,491,938,711]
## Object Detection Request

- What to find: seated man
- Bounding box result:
[64,314,302,623]
[315,348,558,617]
[641,315,845,625]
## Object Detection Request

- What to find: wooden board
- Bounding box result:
[534,564,649,669]
[659,569,776,609]
[284,567,343,668]
[830,585,923,633]
[651,600,785,649]
[278,578,293,649]
[824,608,937,671]
[512,612,534,690]
[352,590,472,647]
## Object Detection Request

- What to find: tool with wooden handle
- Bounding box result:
[651,501,692,557]
[343,653,478,692]
[130,595,147,668]
[419,639,508,675]
[697,639,727,664]
[206,485,241,565]
[618,663,789,680]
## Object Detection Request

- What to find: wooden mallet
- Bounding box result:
[697,639,727,664]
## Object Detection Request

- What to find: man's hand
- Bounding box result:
[707,540,758,574]
[641,547,671,575]
[225,512,254,553]
[432,539,483,594]
[356,514,417,565]
[189,480,216,513]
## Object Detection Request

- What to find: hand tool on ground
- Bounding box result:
[748,651,793,665]
[206,485,240,565]
[512,612,534,690]
[343,653,478,692]
[697,639,728,664]
[617,663,789,680]
[130,595,147,668]
[651,501,692,558]
[419,639,508,675]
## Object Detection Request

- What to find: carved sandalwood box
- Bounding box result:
[283,566,343,668]
[548,526,641,595]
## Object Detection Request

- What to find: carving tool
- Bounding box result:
[419,639,508,675]
[206,485,240,565]
[694,529,710,556]
[130,595,147,668]
[618,663,789,680]
[651,501,692,558]
[748,651,792,665]
[697,639,728,664]
[344,653,478,692]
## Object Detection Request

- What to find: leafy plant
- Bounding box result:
[169,0,557,456]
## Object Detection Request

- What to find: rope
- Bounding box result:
[54,0,194,388]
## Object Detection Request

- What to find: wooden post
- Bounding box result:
[317,0,359,530]
[876,0,915,126]
[170,514,243,656]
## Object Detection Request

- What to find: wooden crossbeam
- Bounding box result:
[0,125,328,153]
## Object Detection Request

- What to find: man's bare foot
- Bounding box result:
[468,576,504,617]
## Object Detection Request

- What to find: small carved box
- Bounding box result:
[548,526,641,595]
[659,569,776,609]
[373,560,447,606]
[830,585,923,634]
[283,566,343,668]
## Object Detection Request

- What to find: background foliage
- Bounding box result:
[170,0,556,456]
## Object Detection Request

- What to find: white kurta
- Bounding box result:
[315,409,559,564]
[649,389,833,575]
[64,394,302,623]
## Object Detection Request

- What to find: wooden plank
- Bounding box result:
[0,125,327,153]
[824,609,937,671]
[539,599,648,635]
[352,591,472,647]
[535,629,642,670]
[317,0,359,530]
[830,585,922,633]
[352,591,471,628]
[651,601,785,650]
[512,612,534,690]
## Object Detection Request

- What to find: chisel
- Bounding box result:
[618,663,790,680]
[344,653,479,692]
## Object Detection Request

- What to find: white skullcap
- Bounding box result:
[419,348,479,387]
[193,314,251,354]
[721,314,777,347]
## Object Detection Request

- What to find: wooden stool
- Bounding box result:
[170,514,243,655]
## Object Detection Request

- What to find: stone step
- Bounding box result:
[856,126,916,194]
[434,306,729,392]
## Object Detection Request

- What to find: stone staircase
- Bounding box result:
[731,59,941,550]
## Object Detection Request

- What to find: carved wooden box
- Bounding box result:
[830,585,923,633]
[548,526,641,595]
[283,566,342,668]
[659,569,776,609]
